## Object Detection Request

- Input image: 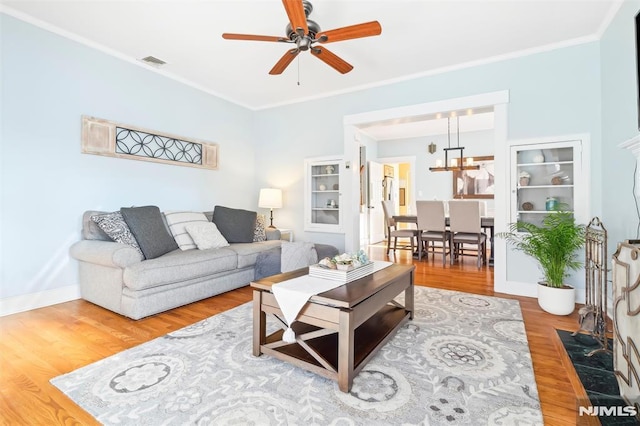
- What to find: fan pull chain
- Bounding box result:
[297,56,300,86]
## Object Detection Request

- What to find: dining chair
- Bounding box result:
[381,200,419,256]
[448,200,487,269]
[415,200,451,266]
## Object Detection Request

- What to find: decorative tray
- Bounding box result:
[308,261,375,283]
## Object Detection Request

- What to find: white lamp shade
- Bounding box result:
[258,188,282,209]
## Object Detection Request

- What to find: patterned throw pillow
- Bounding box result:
[253,214,267,242]
[184,222,230,250]
[90,212,143,255]
[164,211,209,251]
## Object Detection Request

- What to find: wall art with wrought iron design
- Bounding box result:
[81,116,218,170]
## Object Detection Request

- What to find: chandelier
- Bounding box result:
[429,116,480,172]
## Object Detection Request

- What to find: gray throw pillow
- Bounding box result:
[120,206,178,259]
[212,206,257,243]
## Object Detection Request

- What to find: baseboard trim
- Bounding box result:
[0,285,81,317]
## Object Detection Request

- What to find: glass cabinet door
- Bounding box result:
[305,157,344,232]
[511,140,583,227]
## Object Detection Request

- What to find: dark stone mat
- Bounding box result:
[556,330,638,426]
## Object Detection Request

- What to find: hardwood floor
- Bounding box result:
[0,246,592,425]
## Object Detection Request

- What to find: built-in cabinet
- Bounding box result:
[510,139,585,227]
[304,157,344,233]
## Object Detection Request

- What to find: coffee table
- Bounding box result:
[250,263,414,392]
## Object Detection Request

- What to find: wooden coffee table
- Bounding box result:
[250,263,414,392]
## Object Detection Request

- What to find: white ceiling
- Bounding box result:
[1,0,620,138]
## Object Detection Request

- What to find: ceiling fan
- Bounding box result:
[222,0,382,75]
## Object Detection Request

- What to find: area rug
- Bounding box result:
[51,287,543,425]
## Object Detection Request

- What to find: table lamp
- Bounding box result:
[258,188,282,228]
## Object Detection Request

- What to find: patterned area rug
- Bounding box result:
[51,286,543,425]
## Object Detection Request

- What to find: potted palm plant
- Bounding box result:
[499,209,586,315]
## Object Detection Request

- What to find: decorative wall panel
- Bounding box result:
[81,116,218,170]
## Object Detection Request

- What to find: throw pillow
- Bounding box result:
[90,211,143,255]
[211,206,257,243]
[120,206,179,260]
[184,222,229,250]
[253,214,267,242]
[164,211,209,251]
[281,241,318,273]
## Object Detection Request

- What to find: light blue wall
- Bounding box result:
[601,0,640,253]
[255,42,602,288]
[0,15,255,300]
[377,130,495,204]
[4,2,636,306]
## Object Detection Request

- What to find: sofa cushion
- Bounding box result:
[164,211,209,250]
[185,222,229,250]
[253,214,267,242]
[212,206,257,243]
[227,240,282,269]
[121,206,179,260]
[281,241,318,273]
[123,247,238,291]
[90,211,143,255]
[82,210,111,241]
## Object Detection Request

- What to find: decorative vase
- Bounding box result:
[519,176,530,186]
[537,282,575,315]
[325,165,335,174]
[532,151,545,163]
[336,262,352,271]
[545,197,558,211]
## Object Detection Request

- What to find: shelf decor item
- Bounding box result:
[498,209,586,315]
[318,184,326,191]
[522,202,534,211]
[310,251,373,282]
[545,197,558,211]
[532,152,545,163]
[519,171,531,186]
[325,165,335,174]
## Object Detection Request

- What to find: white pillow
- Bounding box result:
[184,222,229,250]
[164,211,209,250]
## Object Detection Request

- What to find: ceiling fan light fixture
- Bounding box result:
[221,0,381,75]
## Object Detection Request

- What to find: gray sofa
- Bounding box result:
[69,210,325,320]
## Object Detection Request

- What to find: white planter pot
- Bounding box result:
[537,282,576,315]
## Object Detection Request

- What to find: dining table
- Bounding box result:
[392,215,495,266]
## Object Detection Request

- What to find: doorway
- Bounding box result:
[365,157,416,246]
[343,90,509,290]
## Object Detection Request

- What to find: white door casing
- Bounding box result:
[368,161,385,244]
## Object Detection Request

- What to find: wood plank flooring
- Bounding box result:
[0,246,592,425]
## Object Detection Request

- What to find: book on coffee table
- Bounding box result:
[308,261,374,283]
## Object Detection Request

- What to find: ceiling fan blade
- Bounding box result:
[269,49,300,75]
[310,46,353,74]
[222,33,289,43]
[317,21,382,43]
[282,0,308,36]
